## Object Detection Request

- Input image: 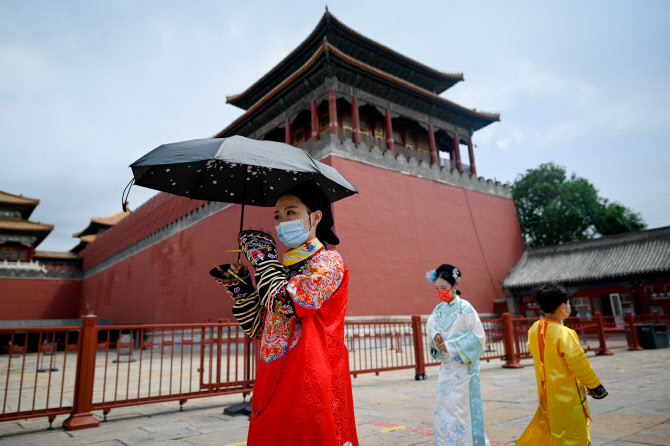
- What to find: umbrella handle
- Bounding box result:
[122,178,134,212]
[238,167,248,262]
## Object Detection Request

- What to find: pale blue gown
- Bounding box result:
[426,296,490,446]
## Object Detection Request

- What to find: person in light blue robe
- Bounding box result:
[426,263,490,446]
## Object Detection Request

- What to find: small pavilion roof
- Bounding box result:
[91,209,132,227]
[74,209,131,238]
[216,40,498,138]
[227,10,464,110]
[502,226,670,290]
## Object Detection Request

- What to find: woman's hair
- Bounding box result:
[434,263,462,295]
[279,181,339,246]
[534,284,568,314]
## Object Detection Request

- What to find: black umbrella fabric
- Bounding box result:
[128,136,357,207]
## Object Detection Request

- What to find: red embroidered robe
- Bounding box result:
[233,244,358,446]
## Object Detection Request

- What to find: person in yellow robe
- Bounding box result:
[516,285,608,446]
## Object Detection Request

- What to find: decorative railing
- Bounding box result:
[1,312,666,430]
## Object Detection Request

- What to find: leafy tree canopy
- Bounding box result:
[511,162,646,247]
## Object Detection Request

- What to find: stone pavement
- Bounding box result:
[0,348,668,446]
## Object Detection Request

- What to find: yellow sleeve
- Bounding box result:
[559,327,601,389]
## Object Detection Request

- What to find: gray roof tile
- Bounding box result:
[502,226,670,289]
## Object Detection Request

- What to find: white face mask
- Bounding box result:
[275,213,313,248]
[562,303,571,318]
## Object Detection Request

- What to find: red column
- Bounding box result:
[501,313,524,368]
[427,124,438,164]
[310,99,319,142]
[328,89,338,137]
[467,137,477,176]
[626,312,643,350]
[351,96,361,144]
[594,312,613,356]
[452,134,463,173]
[385,109,394,152]
[64,315,101,430]
[284,117,292,145]
[411,315,426,380]
[27,243,35,262]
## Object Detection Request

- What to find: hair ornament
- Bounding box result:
[426,269,437,284]
[453,267,460,284]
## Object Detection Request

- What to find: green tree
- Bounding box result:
[511,163,645,247]
[596,200,646,235]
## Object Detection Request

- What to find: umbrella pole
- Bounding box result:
[237,168,248,262]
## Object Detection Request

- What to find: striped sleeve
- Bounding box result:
[232,291,263,339]
[254,259,291,313]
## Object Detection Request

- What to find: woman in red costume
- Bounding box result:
[211,182,358,446]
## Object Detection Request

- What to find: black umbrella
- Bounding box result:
[123,135,358,231]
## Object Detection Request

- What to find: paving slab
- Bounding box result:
[591,412,669,438]
[1,348,669,445]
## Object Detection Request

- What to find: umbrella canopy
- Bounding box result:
[128,136,357,207]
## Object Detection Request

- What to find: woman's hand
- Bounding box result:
[225,262,245,278]
[434,333,447,353]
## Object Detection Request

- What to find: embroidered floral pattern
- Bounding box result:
[260,311,302,363]
[238,230,278,267]
[434,409,467,446]
[287,250,344,309]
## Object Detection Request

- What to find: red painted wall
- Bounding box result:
[79,156,524,323]
[80,193,207,271]
[328,157,525,315]
[80,205,275,324]
[0,278,81,320]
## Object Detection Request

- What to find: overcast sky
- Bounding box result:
[1,0,669,252]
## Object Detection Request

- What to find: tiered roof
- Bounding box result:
[0,189,53,246]
[227,10,463,110]
[0,190,40,219]
[217,11,498,139]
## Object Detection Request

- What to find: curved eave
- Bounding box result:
[217,43,329,138]
[327,43,499,127]
[217,41,498,137]
[0,220,54,232]
[326,12,463,88]
[227,11,463,109]
[0,190,40,219]
[0,190,40,206]
[0,221,53,247]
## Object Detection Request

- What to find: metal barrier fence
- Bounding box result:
[346,320,417,377]
[0,326,80,424]
[1,312,666,430]
[92,324,254,413]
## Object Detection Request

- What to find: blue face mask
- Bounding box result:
[275,213,313,248]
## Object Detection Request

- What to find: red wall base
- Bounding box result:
[0,278,81,320]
